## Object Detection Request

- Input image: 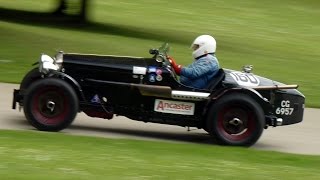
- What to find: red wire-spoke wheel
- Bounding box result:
[32,87,68,125]
[206,93,264,146]
[24,78,78,131]
[217,106,256,141]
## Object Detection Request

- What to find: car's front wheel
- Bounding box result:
[206,93,264,146]
[24,78,78,131]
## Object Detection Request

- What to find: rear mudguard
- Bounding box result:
[205,87,271,116]
[211,87,272,110]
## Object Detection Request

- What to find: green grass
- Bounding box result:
[0,130,319,179]
[0,0,319,106]
[0,0,55,11]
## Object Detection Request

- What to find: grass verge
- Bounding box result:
[0,130,319,179]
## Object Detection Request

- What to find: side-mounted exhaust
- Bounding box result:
[266,116,283,127]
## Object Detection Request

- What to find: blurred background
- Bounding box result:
[0,0,319,107]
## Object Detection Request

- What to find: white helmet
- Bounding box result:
[191,35,216,59]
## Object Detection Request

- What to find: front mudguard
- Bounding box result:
[19,67,42,91]
[12,67,41,110]
[12,68,86,110]
[49,71,86,103]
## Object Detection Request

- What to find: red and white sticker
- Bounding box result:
[154,99,195,115]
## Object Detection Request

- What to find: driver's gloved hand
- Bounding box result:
[168,56,182,75]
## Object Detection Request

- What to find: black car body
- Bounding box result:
[12,43,305,146]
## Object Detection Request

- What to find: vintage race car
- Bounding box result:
[12,43,305,146]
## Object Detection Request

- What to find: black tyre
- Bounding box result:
[23,78,79,131]
[20,67,41,91]
[206,93,264,146]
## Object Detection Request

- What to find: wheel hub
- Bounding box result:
[37,89,65,118]
[46,101,55,112]
[228,118,243,126]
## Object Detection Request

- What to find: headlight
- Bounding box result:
[39,54,58,74]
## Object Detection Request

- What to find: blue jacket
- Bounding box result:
[180,54,220,89]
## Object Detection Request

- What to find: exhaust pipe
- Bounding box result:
[266,116,283,127]
[276,118,283,126]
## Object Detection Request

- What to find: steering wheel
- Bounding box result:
[149,43,177,78]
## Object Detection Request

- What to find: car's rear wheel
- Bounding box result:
[206,93,264,146]
[24,78,78,131]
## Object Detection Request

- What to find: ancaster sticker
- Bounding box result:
[230,71,260,87]
[275,100,294,116]
[154,99,195,115]
[133,66,147,75]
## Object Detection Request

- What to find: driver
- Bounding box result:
[168,35,220,89]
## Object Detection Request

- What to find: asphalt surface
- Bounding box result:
[1,83,319,155]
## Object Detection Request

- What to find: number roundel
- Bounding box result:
[230,72,260,87]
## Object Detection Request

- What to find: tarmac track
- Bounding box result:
[1,83,319,155]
